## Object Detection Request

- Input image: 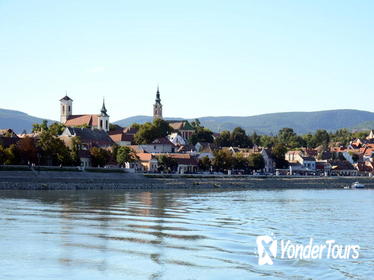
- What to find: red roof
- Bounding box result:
[65,115,100,127]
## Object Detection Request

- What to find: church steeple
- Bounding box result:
[100,98,109,117]
[155,85,161,103]
[153,86,163,120]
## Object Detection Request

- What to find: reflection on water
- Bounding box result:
[0,189,373,280]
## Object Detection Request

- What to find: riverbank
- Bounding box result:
[0,170,374,190]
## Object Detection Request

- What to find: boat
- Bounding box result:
[351,182,365,189]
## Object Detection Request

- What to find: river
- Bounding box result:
[0,188,373,279]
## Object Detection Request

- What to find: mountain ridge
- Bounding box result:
[2,108,374,134]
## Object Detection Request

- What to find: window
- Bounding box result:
[100,120,103,129]
[68,106,71,112]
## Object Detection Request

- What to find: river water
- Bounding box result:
[0,189,373,280]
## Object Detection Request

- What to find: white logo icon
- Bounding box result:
[256,235,277,265]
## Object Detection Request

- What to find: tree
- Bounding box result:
[189,128,214,145]
[259,135,276,148]
[116,146,137,166]
[157,155,178,173]
[231,127,252,148]
[32,120,49,133]
[70,136,82,166]
[198,156,211,171]
[313,129,330,148]
[134,119,173,144]
[232,153,249,172]
[90,147,111,167]
[37,130,72,165]
[277,128,304,149]
[251,132,261,146]
[248,153,265,171]
[212,150,233,172]
[0,145,6,165]
[4,144,20,165]
[214,130,231,147]
[271,143,288,169]
[49,122,66,136]
[17,137,37,164]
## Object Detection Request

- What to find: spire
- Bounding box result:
[155,85,161,104]
[100,98,109,117]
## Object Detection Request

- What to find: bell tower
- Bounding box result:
[60,94,73,124]
[98,98,110,132]
[153,86,163,120]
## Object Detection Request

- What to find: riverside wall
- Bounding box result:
[0,171,374,190]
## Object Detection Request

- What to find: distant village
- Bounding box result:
[0,88,374,176]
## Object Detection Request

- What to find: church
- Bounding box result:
[60,95,110,132]
[152,87,195,140]
[59,87,195,140]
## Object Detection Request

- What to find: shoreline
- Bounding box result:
[0,171,373,190]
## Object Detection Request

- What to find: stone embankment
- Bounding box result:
[0,171,373,190]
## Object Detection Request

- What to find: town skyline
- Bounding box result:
[1,1,373,121]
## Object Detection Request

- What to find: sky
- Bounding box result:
[0,0,373,122]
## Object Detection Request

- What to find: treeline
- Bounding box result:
[0,121,137,168]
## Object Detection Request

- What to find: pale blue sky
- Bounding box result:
[0,0,373,122]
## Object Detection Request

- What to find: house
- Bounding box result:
[60,127,115,149]
[194,142,215,159]
[366,130,374,140]
[0,129,20,148]
[354,161,374,176]
[136,153,158,172]
[261,148,275,173]
[136,137,175,153]
[109,128,134,146]
[167,154,199,174]
[168,121,195,141]
[329,160,358,176]
[168,132,187,146]
[60,95,110,132]
[299,156,316,171]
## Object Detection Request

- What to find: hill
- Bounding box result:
[0,108,54,133]
[2,108,374,135]
[114,110,374,134]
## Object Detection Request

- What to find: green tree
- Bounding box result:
[157,155,178,173]
[259,135,276,148]
[251,132,261,146]
[4,144,20,165]
[0,145,6,165]
[116,146,136,166]
[248,153,265,171]
[70,136,82,166]
[271,143,288,168]
[32,120,49,133]
[198,156,211,171]
[277,128,304,149]
[313,129,330,148]
[212,150,233,172]
[232,153,249,172]
[90,147,111,167]
[214,130,231,147]
[231,127,252,148]
[37,130,72,165]
[189,127,214,145]
[134,119,173,144]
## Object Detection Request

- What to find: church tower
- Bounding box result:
[60,94,73,124]
[153,86,163,120]
[98,99,110,132]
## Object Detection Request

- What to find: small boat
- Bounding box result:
[351,182,365,189]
